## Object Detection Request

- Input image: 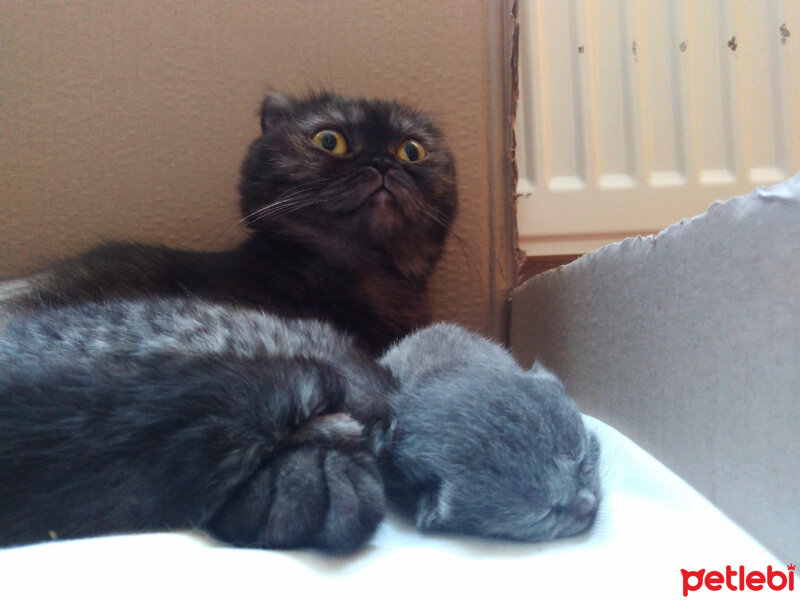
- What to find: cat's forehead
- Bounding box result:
[293,95,437,142]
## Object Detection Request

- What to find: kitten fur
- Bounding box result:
[0,302,601,551]
[0,298,394,553]
[2,91,458,355]
[379,324,601,542]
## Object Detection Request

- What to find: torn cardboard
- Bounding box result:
[510,174,800,561]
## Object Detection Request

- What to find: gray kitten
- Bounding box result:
[379,324,601,542]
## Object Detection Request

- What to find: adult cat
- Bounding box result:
[0,92,458,354]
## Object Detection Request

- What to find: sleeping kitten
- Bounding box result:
[0,298,394,553]
[0,301,600,552]
[1,91,458,354]
[379,324,601,542]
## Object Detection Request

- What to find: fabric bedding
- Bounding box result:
[0,416,777,599]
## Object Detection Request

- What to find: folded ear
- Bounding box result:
[528,360,549,375]
[414,480,454,531]
[259,92,291,133]
[528,361,563,384]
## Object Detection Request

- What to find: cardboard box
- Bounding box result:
[511,174,800,561]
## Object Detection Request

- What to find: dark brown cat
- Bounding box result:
[4,92,458,354]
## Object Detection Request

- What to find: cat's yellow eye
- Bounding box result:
[397,139,427,162]
[312,129,348,155]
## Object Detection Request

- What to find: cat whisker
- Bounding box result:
[208,182,331,246]
[244,195,329,226]
[448,227,487,287]
[243,195,312,222]
[244,182,328,216]
[238,180,334,226]
[420,204,452,230]
[417,204,485,286]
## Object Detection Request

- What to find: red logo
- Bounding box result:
[681,564,795,596]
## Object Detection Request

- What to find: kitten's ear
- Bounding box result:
[415,480,454,531]
[259,92,291,133]
[529,361,561,382]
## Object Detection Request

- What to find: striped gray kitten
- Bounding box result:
[0,298,393,553]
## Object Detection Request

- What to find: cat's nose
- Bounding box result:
[569,490,598,520]
[371,156,393,174]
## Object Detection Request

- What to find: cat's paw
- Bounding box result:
[339,402,395,458]
[206,414,385,554]
[277,360,394,455]
[338,385,397,458]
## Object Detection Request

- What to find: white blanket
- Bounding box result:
[0,416,778,599]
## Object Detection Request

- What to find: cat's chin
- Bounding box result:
[363,194,406,240]
[367,187,398,208]
[341,178,406,240]
[350,169,401,209]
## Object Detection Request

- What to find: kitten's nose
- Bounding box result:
[371,156,393,174]
[570,490,598,520]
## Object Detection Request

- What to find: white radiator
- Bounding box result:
[516,0,800,256]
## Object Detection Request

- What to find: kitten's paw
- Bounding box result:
[207,414,385,554]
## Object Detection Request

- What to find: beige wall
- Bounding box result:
[0,1,516,341]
